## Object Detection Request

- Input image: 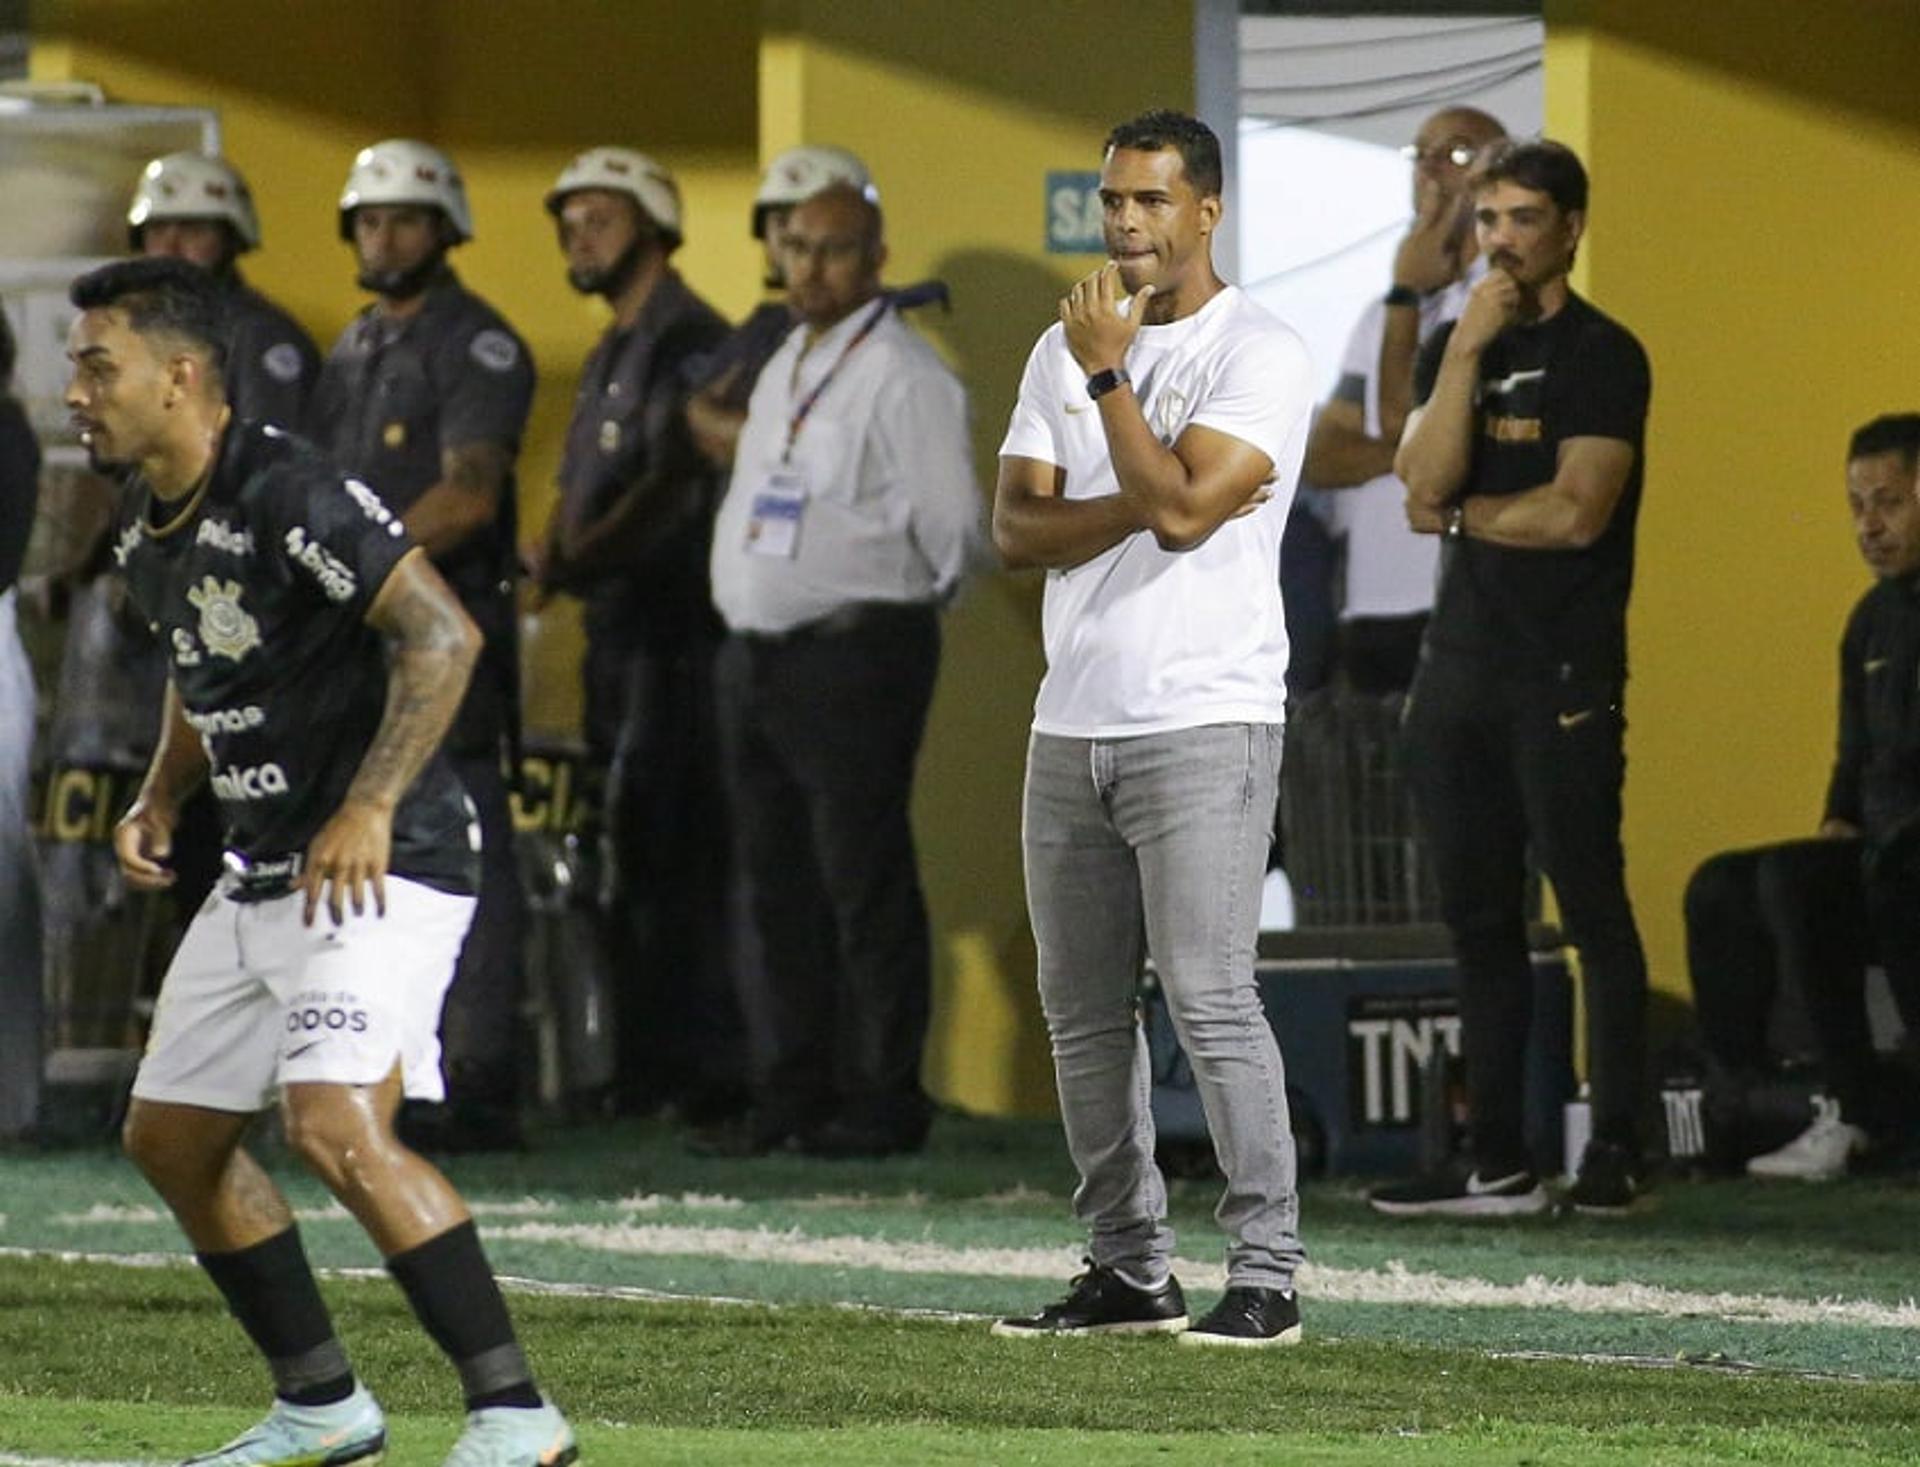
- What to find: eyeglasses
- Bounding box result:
[1400,141,1480,169]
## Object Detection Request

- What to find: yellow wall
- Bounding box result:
[31,0,1200,1117]
[1544,0,1920,1007]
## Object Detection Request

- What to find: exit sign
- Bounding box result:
[1045,171,1104,254]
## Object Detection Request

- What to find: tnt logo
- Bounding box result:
[1347,994,1461,1129]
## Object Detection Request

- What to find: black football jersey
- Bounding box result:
[114,421,478,894]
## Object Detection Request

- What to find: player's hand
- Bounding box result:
[300,800,393,928]
[1061,262,1151,376]
[1405,496,1447,535]
[113,797,178,891]
[1391,177,1460,295]
[1819,817,1861,841]
[686,381,745,469]
[1449,268,1522,355]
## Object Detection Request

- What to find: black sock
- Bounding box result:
[198,1228,354,1406]
[386,1220,540,1411]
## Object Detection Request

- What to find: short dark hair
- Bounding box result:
[1475,138,1589,215]
[69,256,228,384]
[1104,110,1222,199]
[1849,414,1920,470]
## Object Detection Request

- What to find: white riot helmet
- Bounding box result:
[337,139,473,243]
[545,147,683,245]
[752,144,875,238]
[128,152,261,252]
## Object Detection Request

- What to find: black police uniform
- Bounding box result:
[1405,291,1653,1176]
[221,273,321,434]
[311,268,533,1122]
[554,268,739,1115]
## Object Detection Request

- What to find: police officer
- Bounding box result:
[685,145,875,470]
[530,147,740,1119]
[311,139,535,1148]
[129,151,320,432]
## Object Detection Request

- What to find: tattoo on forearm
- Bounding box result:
[349,566,477,808]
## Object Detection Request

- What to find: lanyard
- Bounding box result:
[782,297,890,464]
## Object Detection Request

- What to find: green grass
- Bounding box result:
[3,1116,1919,1463]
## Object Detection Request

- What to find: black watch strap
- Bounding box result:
[1085,366,1131,400]
[1384,284,1420,308]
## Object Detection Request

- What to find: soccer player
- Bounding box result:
[67,256,575,1467]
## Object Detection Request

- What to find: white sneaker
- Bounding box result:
[442,1397,578,1466]
[181,1383,385,1465]
[1746,1096,1867,1182]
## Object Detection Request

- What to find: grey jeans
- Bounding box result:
[1022,723,1302,1291]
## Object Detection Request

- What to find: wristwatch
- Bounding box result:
[1384,284,1421,308]
[1444,505,1467,540]
[1085,366,1131,400]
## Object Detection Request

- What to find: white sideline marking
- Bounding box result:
[51,1197,565,1226]
[477,1221,1920,1332]
[0,1455,162,1466]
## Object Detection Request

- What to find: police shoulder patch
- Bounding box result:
[262,342,305,384]
[469,328,520,373]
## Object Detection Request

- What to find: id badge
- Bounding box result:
[746,469,807,559]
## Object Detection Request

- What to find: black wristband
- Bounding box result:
[1384,284,1420,308]
[1085,366,1131,400]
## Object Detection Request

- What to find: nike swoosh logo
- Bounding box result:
[285,1040,327,1060]
[1865,658,1890,673]
[1557,709,1595,730]
[1484,367,1546,395]
[1465,1170,1530,1195]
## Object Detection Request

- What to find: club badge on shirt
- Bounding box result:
[745,469,807,560]
[382,421,406,450]
[599,419,621,455]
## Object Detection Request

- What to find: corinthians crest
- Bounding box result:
[185,576,261,661]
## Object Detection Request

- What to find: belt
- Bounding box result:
[221,850,303,903]
[739,600,933,646]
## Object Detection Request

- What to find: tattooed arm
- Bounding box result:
[299,548,481,925]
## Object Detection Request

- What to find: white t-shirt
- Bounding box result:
[999,285,1313,738]
[1322,262,1481,620]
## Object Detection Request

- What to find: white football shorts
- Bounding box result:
[132,875,477,1112]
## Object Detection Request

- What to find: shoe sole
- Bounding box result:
[183,1435,384,1466]
[1178,1323,1303,1349]
[1369,1189,1550,1219]
[990,1315,1190,1339]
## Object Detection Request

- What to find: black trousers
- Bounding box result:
[1338,613,1429,696]
[439,750,526,1103]
[714,604,939,1137]
[1405,649,1648,1171]
[584,633,745,1112]
[1686,836,1920,1130]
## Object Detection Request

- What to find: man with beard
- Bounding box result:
[311,140,535,1150]
[526,147,738,1120]
[1367,139,1653,1219]
[1302,108,1506,694]
[129,151,320,433]
[71,255,574,1467]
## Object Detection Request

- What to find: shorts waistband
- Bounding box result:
[738,600,934,646]
[220,850,303,903]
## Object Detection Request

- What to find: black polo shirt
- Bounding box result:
[114,422,477,893]
[1828,569,1920,849]
[1415,291,1651,681]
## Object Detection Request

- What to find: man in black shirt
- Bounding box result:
[129,151,319,432]
[68,258,573,1466]
[1684,414,1920,1180]
[528,146,740,1119]
[311,139,536,1147]
[1368,140,1654,1219]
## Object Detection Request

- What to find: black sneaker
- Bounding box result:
[991,1262,1188,1338]
[1368,1166,1549,1218]
[1178,1286,1302,1348]
[1564,1140,1646,1216]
